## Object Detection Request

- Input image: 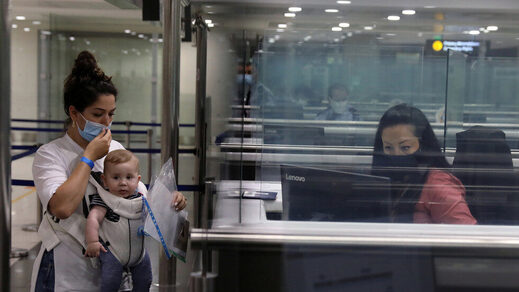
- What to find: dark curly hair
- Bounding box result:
[63,51,117,124]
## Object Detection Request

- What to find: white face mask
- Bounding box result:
[330,100,348,114]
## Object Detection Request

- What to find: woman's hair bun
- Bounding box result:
[71,50,111,83]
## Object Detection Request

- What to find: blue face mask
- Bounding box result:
[77,113,111,142]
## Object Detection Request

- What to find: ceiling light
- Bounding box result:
[274,35,280,40]
[284,13,296,17]
[268,38,275,44]
[32,20,41,25]
[402,10,415,15]
[387,15,400,21]
[325,9,339,13]
[131,31,137,36]
[304,35,312,41]
[386,33,396,36]
[277,28,285,32]
[337,1,351,4]
[332,27,343,31]
[69,36,75,41]
[138,34,144,38]
[15,16,25,20]
[339,22,350,28]
[208,23,215,27]
[278,23,287,28]
[483,30,490,33]
[288,7,302,12]
[158,38,163,43]
[424,6,436,9]
[376,37,384,40]
[487,26,498,31]
[364,26,373,30]
[41,30,51,35]
[205,19,212,24]
[23,27,30,32]
[347,32,353,37]
[124,29,131,34]
[479,27,485,31]
[469,30,480,35]
[11,24,17,29]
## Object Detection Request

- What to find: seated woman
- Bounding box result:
[371,104,476,224]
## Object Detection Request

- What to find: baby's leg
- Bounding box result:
[99,249,124,292]
[130,252,152,292]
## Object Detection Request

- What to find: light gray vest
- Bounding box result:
[88,176,146,267]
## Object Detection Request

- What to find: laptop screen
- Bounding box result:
[281,164,392,223]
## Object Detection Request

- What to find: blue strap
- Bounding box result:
[142,196,171,259]
[80,157,94,169]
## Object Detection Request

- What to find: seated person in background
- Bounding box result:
[371,104,476,224]
[315,84,360,121]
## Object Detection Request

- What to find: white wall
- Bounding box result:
[10,28,38,119]
[10,28,38,143]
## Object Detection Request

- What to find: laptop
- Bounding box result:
[281,165,391,223]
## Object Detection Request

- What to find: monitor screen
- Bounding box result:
[281,165,391,222]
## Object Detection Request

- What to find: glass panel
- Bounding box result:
[447,51,519,225]
[252,33,456,223]
[444,50,467,150]
[207,27,251,226]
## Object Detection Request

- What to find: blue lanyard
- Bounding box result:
[142,196,171,259]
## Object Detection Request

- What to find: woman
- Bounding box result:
[371,104,476,224]
[31,51,187,291]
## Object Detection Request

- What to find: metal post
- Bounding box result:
[194,20,207,229]
[147,129,153,185]
[160,0,182,290]
[125,121,131,149]
[37,30,51,144]
[0,0,11,289]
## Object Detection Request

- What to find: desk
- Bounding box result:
[216,180,282,213]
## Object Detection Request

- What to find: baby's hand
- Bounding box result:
[84,241,107,257]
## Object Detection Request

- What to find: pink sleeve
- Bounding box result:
[417,170,477,225]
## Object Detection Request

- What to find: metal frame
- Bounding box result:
[160,0,182,289]
[0,0,10,288]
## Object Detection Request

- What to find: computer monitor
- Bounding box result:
[281,165,391,223]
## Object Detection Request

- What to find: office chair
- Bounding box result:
[452,126,519,225]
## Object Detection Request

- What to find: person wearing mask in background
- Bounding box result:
[371,104,476,224]
[315,84,360,121]
[31,51,187,292]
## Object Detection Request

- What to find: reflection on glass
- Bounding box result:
[372,104,476,224]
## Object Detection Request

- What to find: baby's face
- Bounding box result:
[102,159,141,197]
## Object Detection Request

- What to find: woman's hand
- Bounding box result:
[172,191,187,211]
[83,129,112,161]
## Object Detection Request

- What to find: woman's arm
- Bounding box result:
[48,129,112,219]
[420,170,477,224]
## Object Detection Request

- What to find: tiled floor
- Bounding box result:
[10,155,40,291]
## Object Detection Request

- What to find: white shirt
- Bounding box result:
[30,133,124,292]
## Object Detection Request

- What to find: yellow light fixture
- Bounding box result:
[432,40,443,52]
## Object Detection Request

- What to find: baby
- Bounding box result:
[84,149,151,291]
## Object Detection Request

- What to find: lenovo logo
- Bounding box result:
[285,173,305,182]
